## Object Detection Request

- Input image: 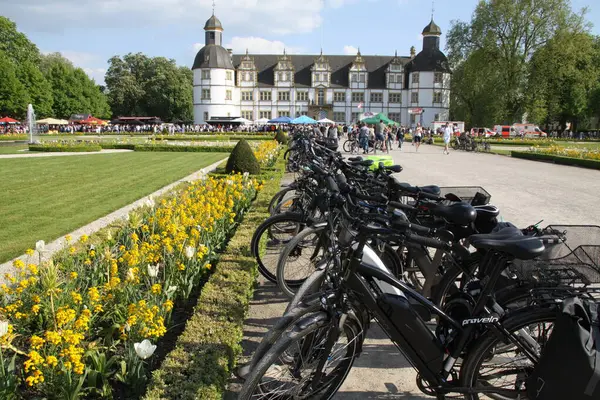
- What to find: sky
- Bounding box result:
[1,0,598,85]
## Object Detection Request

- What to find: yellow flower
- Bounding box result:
[32,295,41,304]
[79,235,89,243]
[151,283,162,295]
[65,234,72,243]
[56,307,76,328]
[31,304,41,315]
[70,271,78,280]
[25,370,44,386]
[12,260,24,269]
[45,355,58,368]
[45,330,62,345]
[69,247,76,255]
[71,291,83,305]
[93,304,103,313]
[25,249,35,256]
[30,335,45,350]
[89,250,96,257]
[27,264,39,275]
[88,287,101,303]
[177,263,185,271]
[163,300,174,311]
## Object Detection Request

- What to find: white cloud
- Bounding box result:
[42,50,107,84]
[343,45,358,55]
[224,37,303,54]
[4,0,324,35]
[83,68,107,85]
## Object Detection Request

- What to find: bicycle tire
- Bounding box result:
[277,225,328,298]
[342,140,353,153]
[268,188,295,214]
[459,307,557,400]
[239,313,362,400]
[251,212,309,283]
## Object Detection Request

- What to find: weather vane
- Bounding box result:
[431,0,435,19]
[212,0,216,15]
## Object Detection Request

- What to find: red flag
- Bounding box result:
[357,102,363,109]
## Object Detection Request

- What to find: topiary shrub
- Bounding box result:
[274,130,287,145]
[225,139,261,174]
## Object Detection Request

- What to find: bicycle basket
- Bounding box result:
[511,225,600,286]
[438,186,491,206]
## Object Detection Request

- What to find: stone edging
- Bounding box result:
[0,157,227,277]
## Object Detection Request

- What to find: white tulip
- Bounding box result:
[243,172,249,180]
[147,264,159,278]
[166,286,178,295]
[184,246,195,259]
[35,240,45,253]
[124,323,131,332]
[144,197,155,209]
[134,339,156,360]
[0,320,9,338]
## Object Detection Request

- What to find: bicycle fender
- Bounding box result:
[292,312,330,334]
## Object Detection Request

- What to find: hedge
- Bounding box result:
[511,151,600,170]
[97,131,275,136]
[28,143,102,152]
[98,143,137,150]
[153,135,274,141]
[143,153,285,400]
[134,144,235,152]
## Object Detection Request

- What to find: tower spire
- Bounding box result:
[212,0,216,15]
[431,0,435,20]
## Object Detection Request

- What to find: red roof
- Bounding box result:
[0,117,20,124]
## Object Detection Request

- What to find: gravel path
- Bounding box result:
[228,143,600,399]
[0,149,133,158]
[0,157,226,277]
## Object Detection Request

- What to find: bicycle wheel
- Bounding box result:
[277,225,328,298]
[342,140,353,153]
[268,188,295,214]
[239,314,362,400]
[251,212,308,283]
[459,307,556,400]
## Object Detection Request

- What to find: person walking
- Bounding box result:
[358,123,369,154]
[414,123,423,152]
[396,126,404,150]
[385,126,393,153]
[443,122,452,155]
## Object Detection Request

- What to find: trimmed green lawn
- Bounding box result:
[0,152,227,263]
[0,144,28,154]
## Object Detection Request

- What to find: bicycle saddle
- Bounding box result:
[430,202,477,226]
[348,157,363,162]
[350,159,374,167]
[469,232,545,260]
[393,181,441,196]
[474,205,500,218]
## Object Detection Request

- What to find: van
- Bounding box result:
[470,127,495,137]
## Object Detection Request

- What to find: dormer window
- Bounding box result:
[351,74,357,82]
[205,55,210,62]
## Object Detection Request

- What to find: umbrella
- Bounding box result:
[268,116,292,124]
[290,115,317,125]
[0,117,20,124]
[318,118,335,124]
[36,118,69,125]
[80,116,108,125]
[254,118,270,125]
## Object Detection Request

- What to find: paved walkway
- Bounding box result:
[228,143,600,398]
[0,149,133,159]
[0,157,226,277]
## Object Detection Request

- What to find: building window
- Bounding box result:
[202,70,210,80]
[244,72,250,81]
[241,111,253,120]
[389,113,401,123]
[388,74,395,84]
[242,91,253,101]
[259,111,272,119]
[204,112,209,121]
[359,74,365,83]
[351,92,364,103]
[279,111,290,117]
[300,111,308,116]
[297,91,308,101]
[433,92,442,103]
[434,72,443,84]
[333,112,345,122]
[278,91,290,101]
[412,72,420,84]
[225,90,232,100]
[411,92,419,103]
[351,73,357,82]
[317,89,325,105]
[434,113,440,121]
[351,112,360,122]
[202,89,211,100]
[410,114,417,124]
[389,93,402,103]
[226,71,233,80]
[370,92,383,103]
[260,91,272,101]
[334,92,345,102]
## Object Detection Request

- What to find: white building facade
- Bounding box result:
[192,15,451,127]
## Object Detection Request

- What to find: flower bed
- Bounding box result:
[484,138,555,146]
[133,144,235,153]
[530,145,600,161]
[153,135,274,141]
[512,149,600,170]
[143,152,285,400]
[254,140,280,168]
[0,134,28,141]
[29,142,102,152]
[0,174,262,398]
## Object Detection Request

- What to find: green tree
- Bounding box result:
[0,16,41,66]
[0,50,29,118]
[16,60,54,118]
[527,31,600,131]
[447,0,588,124]
[105,53,192,121]
[41,53,110,119]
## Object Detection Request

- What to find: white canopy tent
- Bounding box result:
[317,118,335,124]
[36,118,69,125]
[232,117,252,125]
[254,118,270,125]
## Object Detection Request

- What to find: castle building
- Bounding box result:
[192,14,451,126]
